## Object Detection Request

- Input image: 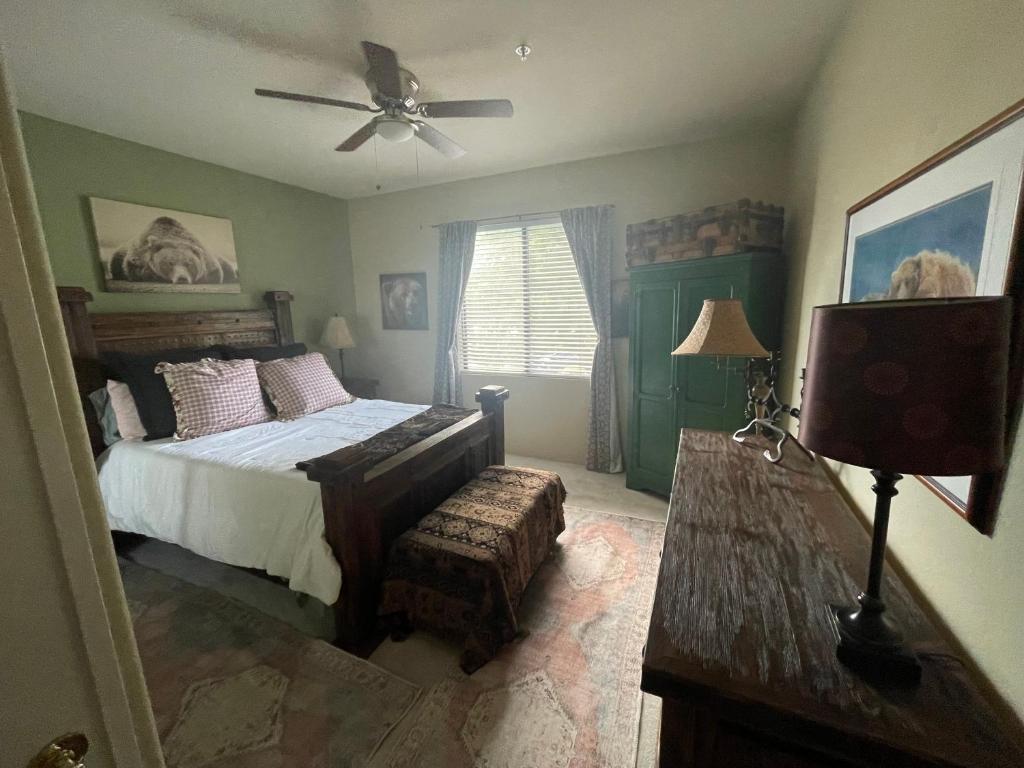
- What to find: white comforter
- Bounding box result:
[98,399,429,604]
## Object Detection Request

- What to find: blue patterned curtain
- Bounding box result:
[561,206,623,473]
[432,221,477,405]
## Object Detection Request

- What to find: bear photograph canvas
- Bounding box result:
[380,272,428,330]
[89,197,240,293]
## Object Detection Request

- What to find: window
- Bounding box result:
[460,218,597,377]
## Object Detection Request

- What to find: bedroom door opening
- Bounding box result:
[0,50,164,767]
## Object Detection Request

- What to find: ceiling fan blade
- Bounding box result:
[417,99,513,119]
[255,88,376,112]
[412,121,466,159]
[361,41,403,99]
[336,120,378,151]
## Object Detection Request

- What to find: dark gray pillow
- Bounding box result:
[219,342,307,362]
[88,386,120,447]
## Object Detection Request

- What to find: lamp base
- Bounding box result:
[827,599,922,686]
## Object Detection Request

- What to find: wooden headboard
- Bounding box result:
[57,286,295,452]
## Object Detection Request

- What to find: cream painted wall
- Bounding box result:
[782,0,1024,716]
[347,131,791,463]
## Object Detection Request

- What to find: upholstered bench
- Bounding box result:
[379,465,566,672]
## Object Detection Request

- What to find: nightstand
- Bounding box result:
[342,376,379,399]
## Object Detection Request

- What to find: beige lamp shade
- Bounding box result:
[672,299,769,357]
[321,315,356,349]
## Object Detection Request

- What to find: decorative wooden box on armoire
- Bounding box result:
[625,202,785,496]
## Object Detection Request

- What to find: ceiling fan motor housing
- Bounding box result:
[366,67,419,111]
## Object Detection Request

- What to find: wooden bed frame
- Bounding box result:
[57,286,508,654]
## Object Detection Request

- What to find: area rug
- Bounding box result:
[119,559,420,768]
[377,506,665,768]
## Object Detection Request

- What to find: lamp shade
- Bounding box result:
[799,297,1011,475]
[672,299,770,357]
[321,316,356,349]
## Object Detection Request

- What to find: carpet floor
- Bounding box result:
[122,458,670,766]
[121,559,421,768]
[375,506,665,768]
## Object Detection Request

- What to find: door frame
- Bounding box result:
[0,49,164,767]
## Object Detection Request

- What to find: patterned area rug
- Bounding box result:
[120,559,420,768]
[377,507,665,768]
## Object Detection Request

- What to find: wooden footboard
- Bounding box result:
[300,386,510,653]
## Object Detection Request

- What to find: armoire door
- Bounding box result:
[627,281,678,493]
[674,275,749,433]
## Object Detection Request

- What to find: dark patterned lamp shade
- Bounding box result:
[799,297,1011,476]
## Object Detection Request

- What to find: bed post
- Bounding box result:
[57,286,97,360]
[314,453,384,654]
[476,385,509,466]
[264,290,295,345]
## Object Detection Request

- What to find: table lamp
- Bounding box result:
[321,315,356,377]
[673,299,799,461]
[799,296,1011,683]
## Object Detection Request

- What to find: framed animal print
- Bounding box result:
[89,198,240,293]
[380,272,428,330]
[839,98,1024,534]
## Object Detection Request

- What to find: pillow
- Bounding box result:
[88,387,120,447]
[102,346,226,440]
[107,379,146,440]
[257,352,355,420]
[220,342,307,362]
[87,380,146,446]
[154,358,271,440]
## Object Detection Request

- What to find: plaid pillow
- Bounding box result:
[257,352,355,420]
[154,358,271,440]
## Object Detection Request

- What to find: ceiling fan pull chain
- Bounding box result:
[415,136,421,184]
[373,134,381,191]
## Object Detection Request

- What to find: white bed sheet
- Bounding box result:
[98,399,429,604]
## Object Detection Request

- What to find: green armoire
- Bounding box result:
[626,252,785,496]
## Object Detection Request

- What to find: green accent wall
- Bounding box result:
[18,112,354,351]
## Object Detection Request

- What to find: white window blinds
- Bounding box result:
[460,218,597,378]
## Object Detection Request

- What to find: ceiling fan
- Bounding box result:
[255,41,514,159]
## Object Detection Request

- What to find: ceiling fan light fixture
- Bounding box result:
[376,117,415,143]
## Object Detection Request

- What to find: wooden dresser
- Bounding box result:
[641,430,1024,767]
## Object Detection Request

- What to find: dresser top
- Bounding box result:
[641,429,1024,767]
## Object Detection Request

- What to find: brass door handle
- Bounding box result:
[28,734,88,768]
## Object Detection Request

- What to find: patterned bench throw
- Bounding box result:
[380,465,566,673]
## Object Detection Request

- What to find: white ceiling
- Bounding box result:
[0,0,848,199]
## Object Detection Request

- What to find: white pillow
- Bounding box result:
[107,380,146,441]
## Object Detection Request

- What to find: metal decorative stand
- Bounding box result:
[731,352,810,463]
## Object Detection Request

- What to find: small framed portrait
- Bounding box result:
[380,272,429,330]
[839,99,1024,534]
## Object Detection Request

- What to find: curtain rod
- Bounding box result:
[429,205,614,229]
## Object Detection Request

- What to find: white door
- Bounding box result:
[0,50,164,768]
